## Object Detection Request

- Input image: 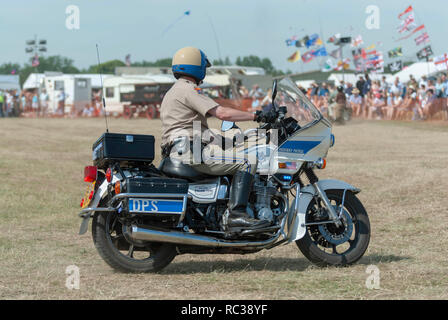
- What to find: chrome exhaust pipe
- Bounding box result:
[129,225,281,248]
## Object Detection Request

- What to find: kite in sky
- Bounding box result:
[162,10,191,36]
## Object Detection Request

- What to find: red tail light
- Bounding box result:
[84,166,98,182]
[106,168,112,183]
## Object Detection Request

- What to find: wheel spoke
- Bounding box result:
[127,244,134,257]
[332,244,338,254]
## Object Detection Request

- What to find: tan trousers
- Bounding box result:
[169,136,260,176]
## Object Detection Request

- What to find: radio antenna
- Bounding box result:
[96,44,109,133]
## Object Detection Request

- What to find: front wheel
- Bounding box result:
[92,209,177,273]
[296,189,370,267]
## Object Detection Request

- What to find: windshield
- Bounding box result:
[274,77,322,128]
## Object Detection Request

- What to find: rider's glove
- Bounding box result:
[254,108,277,123]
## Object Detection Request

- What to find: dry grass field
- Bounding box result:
[0,117,447,300]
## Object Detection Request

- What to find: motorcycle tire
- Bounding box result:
[92,208,177,273]
[296,190,370,267]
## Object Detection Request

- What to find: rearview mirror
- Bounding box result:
[221,121,237,132]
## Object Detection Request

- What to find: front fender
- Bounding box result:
[287,179,360,243]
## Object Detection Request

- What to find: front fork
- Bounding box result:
[303,168,343,228]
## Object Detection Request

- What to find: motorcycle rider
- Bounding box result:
[160,47,276,231]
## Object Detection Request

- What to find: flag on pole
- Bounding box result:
[416,46,433,60]
[434,53,448,71]
[397,13,415,33]
[396,24,425,41]
[125,54,131,67]
[321,59,335,72]
[327,33,341,43]
[301,50,314,63]
[334,58,350,71]
[388,61,403,73]
[287,50,301,62]
[414,32,430,46]
[31,54,40,67]
[305,34,319,48]
[398,5,413,19]
[311,46,328,57]
[329,48,342,59]
[388,47,403,58]
[351,35,363,47]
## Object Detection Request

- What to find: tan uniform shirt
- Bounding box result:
[160,78,219,146]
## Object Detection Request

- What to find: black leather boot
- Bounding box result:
[226,171,270,231]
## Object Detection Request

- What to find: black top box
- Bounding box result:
[92,132,155,168]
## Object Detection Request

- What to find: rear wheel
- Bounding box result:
[92,208,177,273]
[296,190,370,267]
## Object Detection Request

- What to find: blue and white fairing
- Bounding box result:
[243,77,333,175]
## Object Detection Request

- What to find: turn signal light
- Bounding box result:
[84,166,97,182]
[106,168,112,183]
[114,181,121,194]
[315,158,326,169]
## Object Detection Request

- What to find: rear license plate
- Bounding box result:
[128,198,184,214]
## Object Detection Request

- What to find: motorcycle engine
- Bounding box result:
[253,181,278,222]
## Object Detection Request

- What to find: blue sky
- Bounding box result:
[1,0,447,72]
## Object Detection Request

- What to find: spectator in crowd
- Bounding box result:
[328,86,346,123]
[57,90,66,116]
[380,76,389,93]
[40,89,49,117]
[31,93,39,117]
[81,104,95,117]
[0,91,4,117]
[344,82,353,96]
[419,75,428,89]
[387,90,403,120]
[363,73,372,97]
[356,76,365,98]
[260,88,272,107]
[368,91,386,120]
[421,88,437,119]
[249,84,264,99]
[390,77,403,98]
[349,88,362,116]
[12,93,20,117]
[20,92,26,113]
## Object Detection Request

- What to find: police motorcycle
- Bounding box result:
[78,77,370,273]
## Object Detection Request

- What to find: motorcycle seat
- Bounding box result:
[159,157,213,181]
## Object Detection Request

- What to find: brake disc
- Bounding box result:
[318,207,353,245]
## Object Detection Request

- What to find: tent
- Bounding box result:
[386,62,437,83]
[328,73,391,85]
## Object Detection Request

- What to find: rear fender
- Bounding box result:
[79,174,119,235]
[90,174,119,208]
[287,179,360,243]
